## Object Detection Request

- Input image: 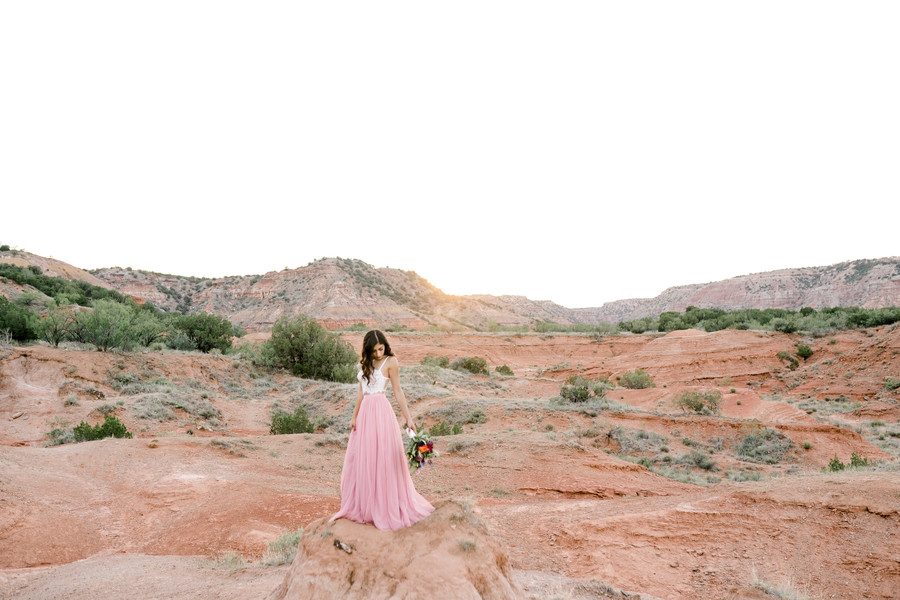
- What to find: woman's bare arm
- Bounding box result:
[386,356,415,432]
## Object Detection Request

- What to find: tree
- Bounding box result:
[38,303,74,346]
[0,297,39,342]
[75,299,134,351]
[269,314,357,382]
[130,309,165,347]
[171,313,234,353]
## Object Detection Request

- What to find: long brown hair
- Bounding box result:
[360,329,394,384]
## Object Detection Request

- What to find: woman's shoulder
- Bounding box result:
[384,355,399,368]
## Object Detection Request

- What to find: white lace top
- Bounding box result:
[358,359,390,395]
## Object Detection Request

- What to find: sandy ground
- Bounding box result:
[1,326,899,599]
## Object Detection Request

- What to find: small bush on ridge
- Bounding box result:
[73,414,134,442]
[270,406,315,435]
[560,375,609,403]
[618,369,655,389]
[674,389,722,415]
[421,355,450,368]
[450,356,489,376]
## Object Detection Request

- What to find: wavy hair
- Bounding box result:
[360,329,394,384]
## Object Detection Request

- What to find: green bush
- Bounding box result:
[74,299,136,351]
[828,455,845,471]
[679,450,717,471]
[270,406,314,435]
[884,377,900,391]
[849,452,870,468]
[37,304,74,346]
[618,369,655,389]
[269,314,357,382]
[736,426,791,464]
[428,420,462,436]
[0,245,9,252]
[560,375,609,403]
[772,318,798,333]
[171,312,234,353]
[421,355,450,368]
[795,344,814,360]
[0,296,39,342]
[776,351,799,370]
[449,356,489,376]
[0,263,126,307]
[674,390,722,415]
[495,365,514,376]
[72,414,134,442]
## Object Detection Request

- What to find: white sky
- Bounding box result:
[2,2,898,309]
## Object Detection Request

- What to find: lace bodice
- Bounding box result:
[358,360,390,395]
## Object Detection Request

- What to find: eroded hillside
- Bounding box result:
[1,326,899,599]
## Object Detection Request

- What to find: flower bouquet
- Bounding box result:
[405,428,437,472]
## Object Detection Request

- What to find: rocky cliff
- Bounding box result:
[580,257,900,323]
[89,258,579,331]
[3,249,898,330]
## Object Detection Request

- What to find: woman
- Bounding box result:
[330,329,434,530]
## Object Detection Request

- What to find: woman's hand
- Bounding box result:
[350,416,357,431]
[405,420,416,434]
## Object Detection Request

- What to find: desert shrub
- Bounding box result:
[736,426,791,463]
[0,296,39,342]
[72,414,134,442]
[617,317,657,334]
[171,312,234,354]
[849,452,870,468]
[428,420,462,436]
[772,318,798,333]
[46,421,75,446]
[795,344,814,361]
[0,245,9,251]
[269,314,357,382]
[270,405,315,435]
[827,455,845,471]
[263,529,303,566]
[560,375,609,403]
[449,356,489,376]
[609,426,668,454]
[618,369,655,389]
[678,450,717,471]
[421,355,450,368]
[884,377,900,391]
[776,351,799,371]
[674,390,722,415]
[495,365,514,376]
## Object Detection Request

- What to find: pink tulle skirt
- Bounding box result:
[330,393,434,531]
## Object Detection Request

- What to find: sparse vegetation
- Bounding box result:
[559,375,610,403]
[884,376,900,391]
[494,364,514,376]
[736,425,791,464]
[48,414,135,443]
[421,355,450,368]
[673,389,722,415]
[776,351,799,370]
[618,369,655,389]
[270,405,315,435]
[449,356,489,376]
[795,344,813,361]
[263,529,303,566]
[428,420,463,436]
